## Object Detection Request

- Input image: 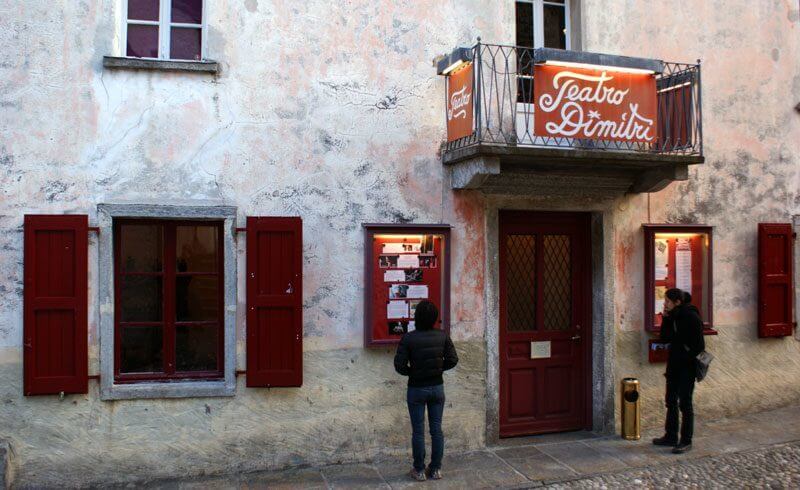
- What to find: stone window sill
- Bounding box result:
[100,380,235,401]
[103,56,219,74]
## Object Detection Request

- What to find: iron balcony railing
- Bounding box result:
[445,42,703,157]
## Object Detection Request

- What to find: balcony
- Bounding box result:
[440,43,704,196]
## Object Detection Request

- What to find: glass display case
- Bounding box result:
[644,224,716,336]
[362,224,451,347]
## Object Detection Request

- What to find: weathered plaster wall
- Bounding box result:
[580,0,800,428]
[0,0,505,485]
[2,0,800,485]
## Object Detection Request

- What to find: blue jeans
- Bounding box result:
[407,384,445,472]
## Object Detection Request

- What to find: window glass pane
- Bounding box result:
[506,235,536,332]
[176,276,218,321]
[120,326,163,373]
[542,235,571,331]
[128,0,160,21]
[543,4,567,49]
[121,276,163,322]
[127,24,159,58]
[170,27,201,60]
[515,1,534,48]
[177,225,218,272]
[171,0,203,24]
[176,324,218,372]
[121,224,163,272]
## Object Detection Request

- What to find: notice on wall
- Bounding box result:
[654,238,669,280]
[530,341,551,359]
[383,270,405,282]
[397,255,420,268]
[387,300,409,319]
[407,321,416,332]
[675,238,692,292]
[382,243,406,254]
[406,285,429,299]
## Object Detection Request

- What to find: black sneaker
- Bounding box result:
[426,466,443,480]
[672,442,692,454]
[652,436,678,446]
[409,469,426,481]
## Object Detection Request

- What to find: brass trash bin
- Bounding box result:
[621,378,641,440]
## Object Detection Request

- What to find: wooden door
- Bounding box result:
[499,211,591,437]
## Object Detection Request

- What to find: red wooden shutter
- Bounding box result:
[246,217,303,387]
[758,223,795,338]
[23,215,89,395]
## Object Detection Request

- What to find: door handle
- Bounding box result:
[570,335,581,341]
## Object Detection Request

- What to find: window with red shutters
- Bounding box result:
[114,219,224,382]
[758,223,795,338]
[24,215,89,395]
[246,217,303,387]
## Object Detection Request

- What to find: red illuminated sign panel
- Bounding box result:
[534,65,657,143]
[446,64,474,142]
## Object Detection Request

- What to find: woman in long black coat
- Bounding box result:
[653,288,705,453]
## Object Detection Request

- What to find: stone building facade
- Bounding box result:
[1,0,799,486]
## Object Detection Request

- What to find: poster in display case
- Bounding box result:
[644,224,716,342]
[363,224,451,347]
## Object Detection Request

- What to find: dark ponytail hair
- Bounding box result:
[665,288,691,304]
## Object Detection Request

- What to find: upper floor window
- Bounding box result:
[516,0,571,49]
[125,0,205,60]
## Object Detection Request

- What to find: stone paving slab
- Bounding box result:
[320,463,388,489]
[376,450,528,489]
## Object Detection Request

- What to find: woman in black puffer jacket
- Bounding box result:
[653,288,705,454]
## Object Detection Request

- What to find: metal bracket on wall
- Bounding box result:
[88,226,100,233]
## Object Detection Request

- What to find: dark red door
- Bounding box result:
[499,211,591,437]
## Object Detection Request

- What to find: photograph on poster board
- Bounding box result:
[383,270,405,282]
[402,243,421,252]
[407,285,428,299]
[387,300,409,318]
[404,269,423,282]
[409,300,422,318]
[407,321,416,332]
[388,321,408,335]
[397,254,420,268]
[379,255,399,268]
[421,235,434,253]
[419,256,437,268]
[389,285,409,299]
[655,285,666,315]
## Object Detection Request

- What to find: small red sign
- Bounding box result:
[534,65,657,143]
[446,64,474,142]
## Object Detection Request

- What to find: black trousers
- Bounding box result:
[665,373,695,444]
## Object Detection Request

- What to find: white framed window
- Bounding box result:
[515,0,571,50]
[122,0,207,61]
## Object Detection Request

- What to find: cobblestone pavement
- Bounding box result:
[547,442,800,489]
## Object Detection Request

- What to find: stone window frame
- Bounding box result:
[98,203,237,400]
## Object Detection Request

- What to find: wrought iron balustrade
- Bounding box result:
[445,43,702,157]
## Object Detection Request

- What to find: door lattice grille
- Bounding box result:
[543,235,571,331]
[506,235,536,332]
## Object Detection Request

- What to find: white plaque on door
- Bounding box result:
[530,341,551,359]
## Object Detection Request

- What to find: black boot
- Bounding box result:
[672,442,692,454]
[652,435,678,446]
